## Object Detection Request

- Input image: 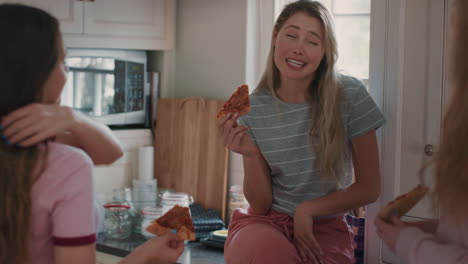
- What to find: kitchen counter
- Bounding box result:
[96,233,225,264]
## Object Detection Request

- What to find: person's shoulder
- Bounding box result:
[34,142,93,192]
[338,74,368,101]
[249,88,273,105]
[46,142,93,169]
[238,89,272,124]
[339,74,365,90]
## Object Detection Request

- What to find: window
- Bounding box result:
[275,0,371,83]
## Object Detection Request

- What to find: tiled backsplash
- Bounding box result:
[94,129,153,194]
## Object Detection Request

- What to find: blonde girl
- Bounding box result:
[218,1,385,263]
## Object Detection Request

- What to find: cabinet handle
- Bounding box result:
[424,144,434,156]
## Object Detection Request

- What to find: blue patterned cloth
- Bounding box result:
[189,203,225,241]
[345,214,365,264]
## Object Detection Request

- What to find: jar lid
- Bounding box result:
[161,192,188,198]
[162,197,189,202]
[104,202,131,210]
[142,207,163,216]
[230,185,243,193]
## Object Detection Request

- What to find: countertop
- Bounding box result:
[96,233,225,264]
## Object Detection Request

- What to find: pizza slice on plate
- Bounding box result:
[145,205,196,241]
[378,184,429,223]
[216,84,250,120]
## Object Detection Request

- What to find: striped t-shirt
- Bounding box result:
[238,75,385,216]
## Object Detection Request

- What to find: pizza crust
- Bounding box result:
[378,184,429,222]
[176,225,196,241]
[145,221,173,237]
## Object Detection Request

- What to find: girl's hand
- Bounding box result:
[402,219,438,234]
[1,103,77,147]
[216,112,257,157]
[375,215,408,252]
[127,233,184,264]
[294,205,324,264]
[142,233,185,264]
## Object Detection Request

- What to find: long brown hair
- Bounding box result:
[0,4,59,263]
[256,0,345,187]
[429,0,468,220]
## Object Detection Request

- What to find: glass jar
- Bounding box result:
[140,207,163,239]
[160,192,193,215]
[228,185,249,220]
[103,202,133,240]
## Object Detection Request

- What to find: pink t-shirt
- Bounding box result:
[395,214,468,264]
[27,142,96,264]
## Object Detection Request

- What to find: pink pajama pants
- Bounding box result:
[224,208,355,264]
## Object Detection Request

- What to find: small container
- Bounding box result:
[112,188,133,203]
[140,207,163,239]
[103,202,133,240]
[228,185,249,221]
[132,189,157,211]
[160,192,193,215]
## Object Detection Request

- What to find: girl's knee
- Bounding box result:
[225,225,301,264]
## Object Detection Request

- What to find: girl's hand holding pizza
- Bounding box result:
[375,215,408,252]
[127,233,184,264]
[216,112,257,158]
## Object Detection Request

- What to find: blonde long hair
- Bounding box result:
[0,4,58,263]
[429,0,468,220]
[256,0,345,187]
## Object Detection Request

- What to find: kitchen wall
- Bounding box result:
[149,0,249,187]
[94,129,153,194]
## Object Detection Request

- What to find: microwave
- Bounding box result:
[61,49,158,127]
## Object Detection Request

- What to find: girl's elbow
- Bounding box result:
[107,150,124,165]
[250,205,271,215]
[114,148,124,161]
[108,145,124,163]
[247,197,272,215]
[96,149,124,165]
[367,187,381,203]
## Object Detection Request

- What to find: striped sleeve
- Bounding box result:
[345,78,385,138]
[238,114,257,144]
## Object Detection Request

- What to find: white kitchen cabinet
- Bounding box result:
[0,0,175,50]
[377,0,448,263]
[0,0,83,33]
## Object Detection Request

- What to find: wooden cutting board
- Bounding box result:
[153,98,229,220]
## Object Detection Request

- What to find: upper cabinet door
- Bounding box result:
[72,0,175,50]
[0,0,175,50]
[45,0,83,34]
[83,0,171,42]
[0,0,83,34]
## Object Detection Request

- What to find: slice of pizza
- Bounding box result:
[216,84,250,120]
[378,184,429,223]
[145,205,196,241]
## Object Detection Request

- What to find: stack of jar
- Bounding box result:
[228,185,249,221]
[140,207,163,239]
[160,192,193,215]
[103,201,133,240]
